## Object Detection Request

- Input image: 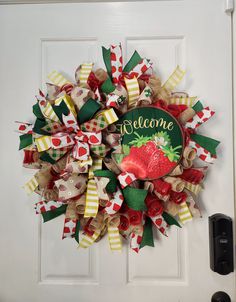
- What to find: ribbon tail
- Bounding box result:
[108,226,122,251]
[178,202,192,224]
[84,179,99,217]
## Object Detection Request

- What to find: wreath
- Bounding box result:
[17,44,220,252]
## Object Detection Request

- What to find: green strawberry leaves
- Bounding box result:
[161,145,182,162]
[128,132,151,147]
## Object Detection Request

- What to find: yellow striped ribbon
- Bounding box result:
[169,96,196,107]
[23,176,38,195]
[54,94,77,117]
[124,76,140,107]
[88,158,103,179]
[108,226,122,251]
[48,70,71,87]
[35,135,51,152]
[80,156,93,167]
[178,202,192,224]
[162,66,186,91]
[84,179,99,217]
[79,63,93,84]
[185,182,202,195]
[79,229,101,248]
[43,102,60,123]
[100,109,118,125]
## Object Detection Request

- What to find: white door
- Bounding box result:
[0,1,235,301]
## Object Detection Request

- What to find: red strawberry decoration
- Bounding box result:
[121,156,147,179]
[120,132,182,180]
[67,120,76,125]
[78,146,87,157]
[146,145,181,179]
[155,218,163,226]
[52,138,61,147]
[66,136,71,144]
[89,135,99,144]
[19,125,26,131]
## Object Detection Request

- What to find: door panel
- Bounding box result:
[0,1,234,301]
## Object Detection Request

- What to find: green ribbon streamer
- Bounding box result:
[94,170,118,193]
[123,50,142,73]
[123,187,148,211]
[53,100,69,122]
[42,204,68,223]
[101,77,116,94]
[74,220,80,244]
[33,102,45,119]
[33,118,48,135]
[19,134,33,150]
[39,152,56,164]
[190,133,220,156]
[192,101,203,112]
[140,217,154,249]
[102,46,112,76]
[162,212,181,228]
[77,98,101,124]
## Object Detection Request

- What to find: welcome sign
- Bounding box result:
[116,107,184,180]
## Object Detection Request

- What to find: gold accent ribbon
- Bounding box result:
[178,202,192,224]
[79,63,93,84]
[162,66,185,91]
[54,94,77,117]
[84,179,99,218]
[100,109,119,125]
[48,70,71,87]
[185,182,202,195]
[124,76,140,107]
[79,229,101,248]
[108,226,122,251]
[34,135,51,152]
[23,176,38,195]
[169,96,196,106]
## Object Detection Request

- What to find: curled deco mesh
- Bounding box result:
[17,44,220,253]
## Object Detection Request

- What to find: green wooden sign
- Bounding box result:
[115,107,184,180]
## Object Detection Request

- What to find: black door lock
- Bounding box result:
[211,291,231,302]
[209,214,234,275]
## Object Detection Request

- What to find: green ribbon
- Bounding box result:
[77,98,101,124]
[162,212,181,228]
[42,204,68,223]
[192,101,203,112]
[94,170,118,193]
[53,100,69,122]
[190,133,220,156]
[39,152,56,164]
[101,77,116,94]
[102,46,112,77]
[140,217,154,249]
[74,220,80,244]
[123,187,148,211]
[19,134,33,150]
[33,102,45,119]
[33,118,48,135]
[123,50,142,73]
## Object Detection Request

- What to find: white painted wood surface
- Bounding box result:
[0,1,235,301]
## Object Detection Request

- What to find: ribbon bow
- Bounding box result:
[48,111,102,161]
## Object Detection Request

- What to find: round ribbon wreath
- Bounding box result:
[17,44,220,252]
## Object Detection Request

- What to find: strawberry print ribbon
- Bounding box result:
[185,107,215,130]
